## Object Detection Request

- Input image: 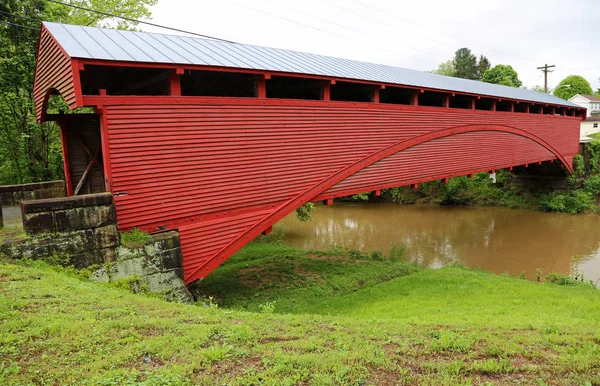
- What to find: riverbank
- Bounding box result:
[2,239,600,385]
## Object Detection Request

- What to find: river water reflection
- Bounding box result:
[279,203,600,283]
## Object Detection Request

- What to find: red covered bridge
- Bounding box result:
[34,22,585,284]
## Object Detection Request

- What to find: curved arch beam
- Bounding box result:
[187,124,572,282]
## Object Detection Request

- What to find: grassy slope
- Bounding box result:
[2,242,600,385]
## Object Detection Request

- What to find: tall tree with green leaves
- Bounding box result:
[553,75,593,100]
[476,55,491,80]
[0,0,157,184]
[481,64,522,88]
[430,60,456,77]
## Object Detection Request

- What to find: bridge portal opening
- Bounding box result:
[449,94,473,109]
[266,76,322,100]
[80,65,171,96]
[181,70,257,97]
[475,98,494,111]
[330,81,375,102]
[380,87,413,105]
[418,91,446,107]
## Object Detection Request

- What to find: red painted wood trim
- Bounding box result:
[185,124,573,283]
[58,120,73,196]
[373,88,380,103]
[257,76,266,98]
[322,83,330,101]
[169,70,181,96]
[71,58,83,106]
[99,109,113,192]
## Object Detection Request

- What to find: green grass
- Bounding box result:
[2,239,600,385]
[120,227,152,248]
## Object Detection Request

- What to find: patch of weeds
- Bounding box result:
[348,249,364,259]
[546,272,594,288]
[388,242,407,262]
[369,251,384,261]
[112,276,149,294]
[431,331,474,353]
[258,301,276,314]
[120,228,152,248]
[470,358,514,375]
[202,344,233,362]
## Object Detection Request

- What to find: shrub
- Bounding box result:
[438,177,470,205]
[539,190,593,214]
[351,192,370,201]
[583,174,600,196]
[546,272,594,288]
[295,202,315,222]
[388,242,407,261]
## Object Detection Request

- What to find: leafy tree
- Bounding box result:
[530,85,546,93]
[481,64,522,88]
[452,48,478,80]
[553,75,593,100]
[430,60,455,77]
[476,55,491,80]
[450,48,490,80]
[0,0,157,184]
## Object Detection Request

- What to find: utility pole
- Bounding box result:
[537,64,556,93]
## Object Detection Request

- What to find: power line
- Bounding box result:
[262,0,449,59]
[222,0,440,67]
[0,9,43,24]
[348,0,538,65]
[0,19,40,31]
[45,0,236,43]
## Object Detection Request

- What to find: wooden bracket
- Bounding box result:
[410,183,419,190]
[261,226,272,236]
[323,198,333,206]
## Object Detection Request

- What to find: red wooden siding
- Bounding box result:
[101,99,580,283]
[33,26,79,123]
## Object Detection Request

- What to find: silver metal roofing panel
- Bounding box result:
[43,22,579,108]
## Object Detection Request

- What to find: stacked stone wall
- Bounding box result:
[0,180,65,206]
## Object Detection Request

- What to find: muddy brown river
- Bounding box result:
[279,203,600,284]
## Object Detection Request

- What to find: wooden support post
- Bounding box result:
[99,89,107,96]
[509,166,513,171]
[410,183,419,190]
[374,190,381,197]
[492,100,497,112]
[467,173,474,179]
[322,82,330,101]
[373,88,380,103]
[525,104,530,113]
[442,178,449,184]
[445,95,450,108]
[169,68,183,96]
[261,226,272,236]
[539,106,543,114]
[323,198,333,206]
[510,102,514,113]
[257,74,268,98]
[412,91,418,106]
[471,98,475,111]
[551,107,555,115]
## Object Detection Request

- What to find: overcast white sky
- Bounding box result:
[144,0,600,92]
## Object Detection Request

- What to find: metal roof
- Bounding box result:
[44,22,578,108]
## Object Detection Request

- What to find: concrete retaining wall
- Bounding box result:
[0,180,65,206]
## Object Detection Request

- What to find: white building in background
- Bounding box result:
[568,94,600,138]
[569,94,600,117]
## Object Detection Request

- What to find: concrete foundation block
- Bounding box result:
[53,229,95,255]
[94,225,120,249]
[69,249,105,269]
[22,211,56,235]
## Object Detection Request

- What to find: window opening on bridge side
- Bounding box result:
[266,76,322,100]
[330,81,376,102]
[449,94,473,109]
[379,87,414,105]
[530,105,542,114]
[496,100,512,112]
[181,70,257,97]
[554,107,565,116]
[80,65,171,96]
[475,98,494,111]
[418,91,446,107]
[542,106,554,115]
[514,103,529,113]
